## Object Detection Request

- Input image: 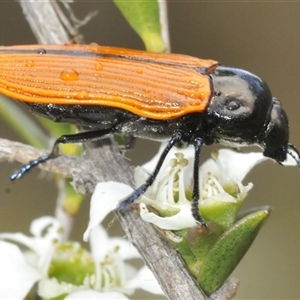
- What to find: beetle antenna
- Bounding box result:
[287,143,300,169]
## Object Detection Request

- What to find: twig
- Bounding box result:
[19,0,70,44]
[158,0,171,52]
[3,1,239,299]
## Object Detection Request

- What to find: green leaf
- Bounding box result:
[236,205,271,221]
[186,222,224,265]
[37,116,76,138]
[0,95,47,148]
[159,228,198,277]
[198,208,270,295]
[0,95,79,154]
[114,0,165,52]
[201,199,242,232]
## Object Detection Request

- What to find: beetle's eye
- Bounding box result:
[226,100,241,111]
[214,91,222,96]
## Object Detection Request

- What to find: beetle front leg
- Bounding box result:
[10,127,115,180]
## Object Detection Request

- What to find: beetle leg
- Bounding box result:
[117,131,183,210]
[191,137,207,228]
[10,127,115,180]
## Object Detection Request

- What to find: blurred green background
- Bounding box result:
[1,2,300,299]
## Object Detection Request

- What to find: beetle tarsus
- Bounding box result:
[10,128,116,180]
[192,205,207,229]
[10,155,51,181]
[117,184,148,210]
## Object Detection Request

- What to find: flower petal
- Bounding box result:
[141,143,194,174]
[134,166,150,187]
[111,238,140,260]
[213,149,268,181]
[88,225,109,261]
[139,203,197,230]
[126,265,164,295]
[89,225,140,262]
[0,231,54,276]
[66,290,130,299]
[0,241,41,299]
[38,278,76,298]
[84,182,134,241]
[30,216,62,240]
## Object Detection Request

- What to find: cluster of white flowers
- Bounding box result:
[0,217,163,299]
[86,145,272,232]
[1,144,296,299]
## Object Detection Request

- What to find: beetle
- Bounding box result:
[0,43,299,226]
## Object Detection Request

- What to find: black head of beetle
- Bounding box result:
[204,66,297,165]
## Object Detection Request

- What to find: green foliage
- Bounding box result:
[114,0,165,52]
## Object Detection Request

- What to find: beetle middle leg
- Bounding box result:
[118,132,207,227]
[191,137,206,227]
[10,127,115,180]
[117,131,183,209]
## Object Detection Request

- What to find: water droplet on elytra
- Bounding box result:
[25,60,34,67]
[95,63,103,71]
[86,43,100,52]
[60,69,79,81]
[75,91,90,100]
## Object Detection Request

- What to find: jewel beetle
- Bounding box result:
[0,43,299,226]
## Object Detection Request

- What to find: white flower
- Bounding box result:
[86,144,277,233]
[0,241,41,299]
[0,216,163,299]
[0,216,61,298]
[84,182,133,241]
[137,147,262,229]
